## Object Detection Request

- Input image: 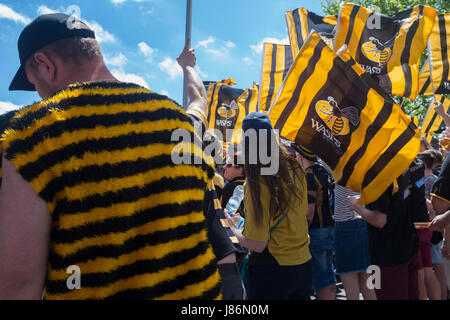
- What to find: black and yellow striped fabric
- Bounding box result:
[421,95,450,134]
[268,32,420,205]
[285,7,337,58]
[206,80,258,146]
[1,81,221,300]
[419,14,450,96]
[206,180,242,249]
[334,3,437,100]
[259,43,293,113]
[410,115,419,128]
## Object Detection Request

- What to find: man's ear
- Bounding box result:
[32,52,57,81]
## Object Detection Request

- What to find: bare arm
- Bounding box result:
[434,101,450,128]
[348,196,387,229]
[225,214,267,253]
[177,45,208,120]
[0,156,50,299]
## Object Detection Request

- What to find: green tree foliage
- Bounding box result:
[321,0,449,127]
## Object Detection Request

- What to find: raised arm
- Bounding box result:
[434,100,450,128]
[177,45,208,121]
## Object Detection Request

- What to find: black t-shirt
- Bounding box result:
[306,163,335,229]
[408,160,429,223]
[189,113,242,260]
[431,153,450,208]
[366,167,419,267]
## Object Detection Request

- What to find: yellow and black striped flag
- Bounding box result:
[206,80,258,146]
[421,95,450,134]
[286,7,337,58]
[259,43,293,113]
[269,31,420,205]
[419,14,450,96]
[334,3,437,100]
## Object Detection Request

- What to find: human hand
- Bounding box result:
[441,240,450,260]
[177,44,196,69]
[434,100,445,116]
[225,211,237,229]
[429,211,450,231]
[348,196,362,213]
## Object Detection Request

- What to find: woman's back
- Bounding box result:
[242,164,311,266]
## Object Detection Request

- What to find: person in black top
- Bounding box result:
[295,143,336,300]
[177,45,246,299]
[349,161,421,300]
[430,146,450,260]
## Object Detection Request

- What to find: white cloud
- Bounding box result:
[0,101,21,115]
[161,90,169,96]
[138,42,155,63]
[243,57,254,65]
[37,5,57,15]
[85,20,116,44]
[111,0,150,5]
[225,41,236,48]
[158,57,182,80]
[104,53,128,68]
[197,37,215,49]
[0,3,31,25]
[196,37,236,58]
[111,69,149,89]
[250,36,289,55]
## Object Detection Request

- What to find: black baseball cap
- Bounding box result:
[9,13,96,91]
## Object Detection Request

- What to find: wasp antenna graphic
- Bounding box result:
[361,36,392,67]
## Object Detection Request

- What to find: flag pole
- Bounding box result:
[427,40,436,101]
[183,0,193,110]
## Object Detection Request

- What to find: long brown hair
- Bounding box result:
[244,139,303,226]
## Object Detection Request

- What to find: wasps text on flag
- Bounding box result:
[285,7,337,58]
[206,80,258,146]
[259,43,293,113]
[421,95,450,134]
[334,3,437,100]
[268,31,420,205]
[418,14,450,96]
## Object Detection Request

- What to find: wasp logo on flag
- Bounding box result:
[217,101,238,119]
[361,37,392,67]
[315,97,360,136]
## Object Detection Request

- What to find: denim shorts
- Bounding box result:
[431,241,444,264]
[308,226,336,293]
[334,218,371,275]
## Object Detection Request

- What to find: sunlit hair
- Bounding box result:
[417,149,443,170]
[244,135,303,226]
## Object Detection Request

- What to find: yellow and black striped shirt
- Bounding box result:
[1,81,221,300]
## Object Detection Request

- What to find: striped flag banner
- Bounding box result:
[410,115,419,128]
[419,14,450,96]
[206,80,258,146]
[269,31,420,205]
[334,3,437,100]
[286,7,337,58]
[421,95,450,134]
[259,43,293,113]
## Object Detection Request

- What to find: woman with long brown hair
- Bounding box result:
[226,112,312,300]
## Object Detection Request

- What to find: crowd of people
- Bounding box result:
[0,12,449,300]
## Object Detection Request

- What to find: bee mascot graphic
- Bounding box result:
[361,36,392,67]
[315,97,360,136]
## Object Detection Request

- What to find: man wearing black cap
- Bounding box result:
[0,13,220,300]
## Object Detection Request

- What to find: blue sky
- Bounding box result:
[0,0,324,114]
